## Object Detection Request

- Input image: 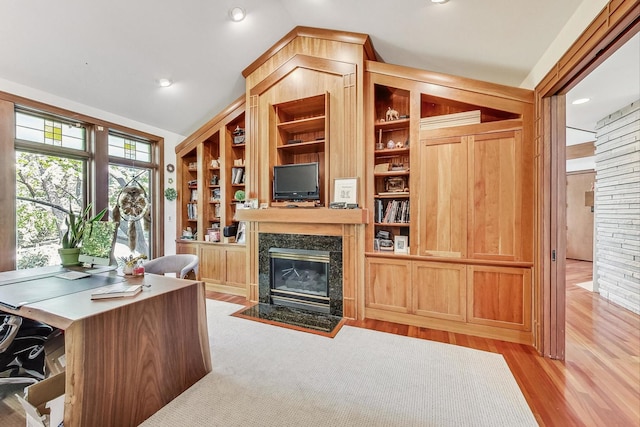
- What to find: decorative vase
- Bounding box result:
[123,264,134,275]
[58,248,81,267]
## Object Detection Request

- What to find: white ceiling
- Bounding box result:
[1,0,635,138]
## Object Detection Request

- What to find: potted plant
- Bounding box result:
[58,203,108,266]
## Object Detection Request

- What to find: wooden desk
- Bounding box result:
[0,270,211,427]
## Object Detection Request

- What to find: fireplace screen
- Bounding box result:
[269,248,330,313]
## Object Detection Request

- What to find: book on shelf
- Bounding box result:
[187,203,197,219]
[91,284,143,300]
[231,167,245,184]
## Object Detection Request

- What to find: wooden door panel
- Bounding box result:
[225,246,247,288]
[365,258,410,313]
[412,261,466,322]
[419,136,467,258]
[199,245,224,283]
[468,131,521,261]
[467,265,531,331]
[566,171,595,261]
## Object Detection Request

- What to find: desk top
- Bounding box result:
[0,268,203,329]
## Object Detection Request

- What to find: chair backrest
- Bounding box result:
[142,254,199,279]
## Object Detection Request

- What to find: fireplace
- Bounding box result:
[258,233,343,317]
[269,248,330,313]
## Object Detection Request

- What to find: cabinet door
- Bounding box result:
[411,261,466,322]
[365,257,410,313]
[467,265,531,331]
[468,130,522,261]
[419,136,467,258]
[199,245,224,284]
[176,242,198,255]
[224,246,246,289]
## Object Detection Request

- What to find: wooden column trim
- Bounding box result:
[0,99,16,272]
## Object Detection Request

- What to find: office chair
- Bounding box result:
[142,254,199,279]
[0,313,55,385]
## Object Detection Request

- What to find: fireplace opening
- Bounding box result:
[269,248,330,314]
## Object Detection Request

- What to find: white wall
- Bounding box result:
[521,0,609,89]
[0,77,186,256]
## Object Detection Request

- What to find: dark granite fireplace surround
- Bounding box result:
[232,233,344,334]
[259,233,343,317]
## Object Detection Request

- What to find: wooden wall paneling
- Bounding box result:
[0,99,16,272]
[365,257,410,313]
[467,130,522,261]
[467,265,532,332]
[412,261,467,322]
[419,135,467,258]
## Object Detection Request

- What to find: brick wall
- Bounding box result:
[594,100,640,314]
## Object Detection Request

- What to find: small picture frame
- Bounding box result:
[394,236,409,254]
[333,177,358,204]
[235,221,246,244]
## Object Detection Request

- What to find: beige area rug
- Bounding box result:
[141,300,538,427]
[576,281,594,292]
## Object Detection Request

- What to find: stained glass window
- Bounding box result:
[15,111,85,150]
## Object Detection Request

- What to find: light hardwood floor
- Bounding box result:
[2,260,638,426]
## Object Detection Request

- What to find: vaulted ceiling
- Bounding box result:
[0,0,636,138]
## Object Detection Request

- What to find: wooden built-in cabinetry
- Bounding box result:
[176,27,535,345]
[175,96,247,296]
[364,61,534,344]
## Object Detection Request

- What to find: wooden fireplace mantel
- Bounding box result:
[235,207,369,225]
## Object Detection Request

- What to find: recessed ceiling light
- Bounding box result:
[158,78,173,88]
[572,98,590,105]
[229,7,246,22]
[431,0,450,4]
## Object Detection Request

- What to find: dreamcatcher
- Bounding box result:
[113,174,151,251]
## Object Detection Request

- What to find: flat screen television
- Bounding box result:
[79,221,118,267]
[273,162,320,201]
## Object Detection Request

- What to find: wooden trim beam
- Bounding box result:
[566,141,595,159]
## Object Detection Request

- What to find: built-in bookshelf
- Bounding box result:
[372,85,411,253]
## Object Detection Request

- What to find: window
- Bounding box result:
[9,107,161,271]
[16,152,86,269]
[109,165,152,260]
[16,111,85,150]
[109,134,151,162]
